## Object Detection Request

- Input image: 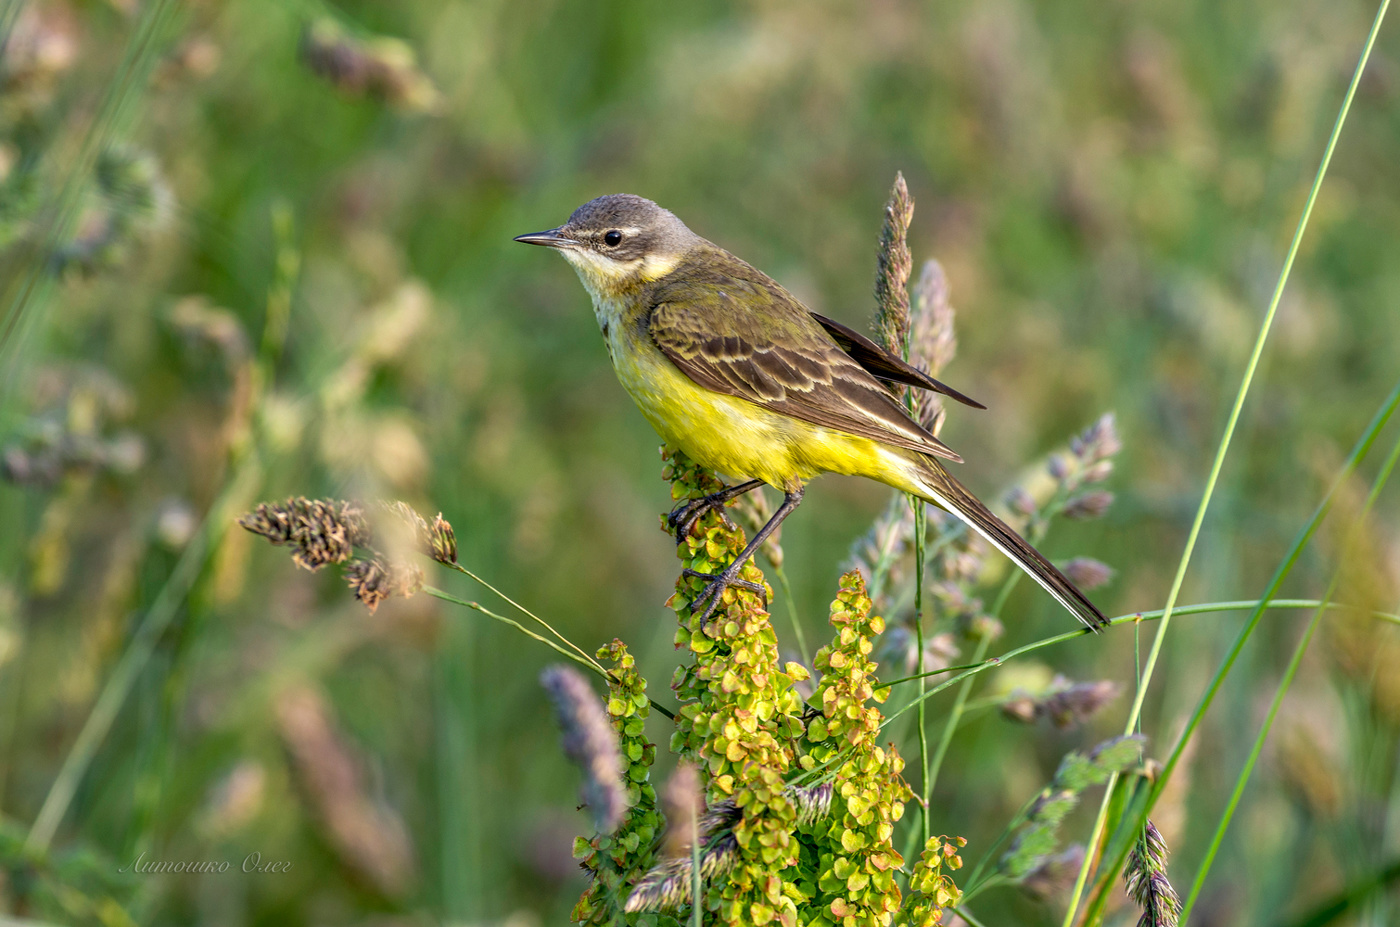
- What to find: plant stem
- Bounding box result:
[771,561,811,666]
[443,561,603,672]
[950,903,993,927]
[881,597,1400,728]
[691,794,703,927]
[912,498,931,847]
[423,586,677,721]
[1061,4,1390,921]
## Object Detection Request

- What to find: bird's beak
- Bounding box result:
[513,227,580,248]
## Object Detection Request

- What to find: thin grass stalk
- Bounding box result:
[897,531,1040,870]
[772,562,811,665]
[950,903,993,927]
[1061,5,1390,921]
[923,634,992,794]
[913,500,931,847]
[880,597,1400,729]
[1079,378,1400,926]
[424,587,593,668]
[25,191,310,852]
[443,562,603,672]
[788,596,1399,798]
[691,795,703,927]
[1180,427,1400,920]
[877,660,1007,691]
[1281,858,1400,927]
[960,785,1045,895]
[423,586,677,721]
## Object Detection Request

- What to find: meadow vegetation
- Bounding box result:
[1,2,1399,925]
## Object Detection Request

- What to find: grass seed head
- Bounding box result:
[874,172,914,357]
[540,665,627,835]
[1062,557,1115,591]
[1125,819,1181,927]
[238,497,371,570]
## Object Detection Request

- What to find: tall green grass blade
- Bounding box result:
[1079,377,1400,927]
[1062,4,1391,922]
[1181,424,1400,919]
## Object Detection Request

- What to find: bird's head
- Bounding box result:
[515,194,699,299]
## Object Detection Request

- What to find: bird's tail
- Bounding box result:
[910,458,1110,632]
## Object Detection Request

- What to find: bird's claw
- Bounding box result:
[667,493,738,544]
[683,566,768,630]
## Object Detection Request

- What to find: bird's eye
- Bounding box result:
[603,230,623,247]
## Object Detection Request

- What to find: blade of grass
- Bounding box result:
[922,519,1039,768]
[1079,378,1400,926]
[1281,857,1400,927]
[25,198,302,852]
[1062,4,1391,921]
[901,513,1036,867]
[793,594,1399,794]
[1181,421,1400,919]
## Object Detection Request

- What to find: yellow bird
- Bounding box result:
[516,194,1107,632]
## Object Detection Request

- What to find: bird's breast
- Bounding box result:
[588,294,827,489]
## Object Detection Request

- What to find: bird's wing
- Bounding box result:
[647,270,962,462]
[808,312,986,410]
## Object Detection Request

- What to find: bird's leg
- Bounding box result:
[666,478,765,544]
[685,486,805,631]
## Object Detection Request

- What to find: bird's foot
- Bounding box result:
[667,491,738,543]
[683,565,768,630]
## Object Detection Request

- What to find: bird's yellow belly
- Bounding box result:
[609,334,916,494]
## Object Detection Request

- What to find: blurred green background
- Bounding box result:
[1,0,1399,924]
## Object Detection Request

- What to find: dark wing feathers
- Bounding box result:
[645,256,963,462]
[809,312,986,410]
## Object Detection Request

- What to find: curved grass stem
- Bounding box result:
[443,562,604,672]
[423,586,676,721]
[881,597,1400,729]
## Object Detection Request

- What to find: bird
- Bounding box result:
[515,194,1108,632]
